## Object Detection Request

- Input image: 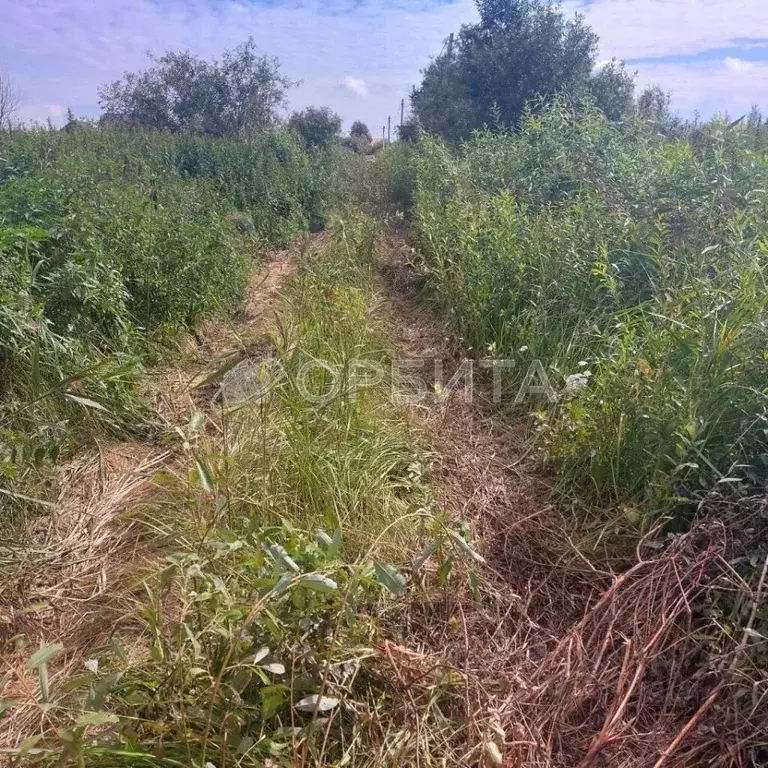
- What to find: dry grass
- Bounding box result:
[0,444,168,749]
[2,229,765,767]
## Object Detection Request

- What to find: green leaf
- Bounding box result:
[331,527,342,558]
[261,688,287,719]
[413,537,443,572]
[17,734,41,755]
[447,530,485,564]
[63,393,108,412]
[468,568,481,601]
[86,673,122,712]
[268,544,301,574]
[188,411,205,432]
[192,452,216,492]
[437,557,453,586]
[374,563,406,596]
[314,528,341,558]
[38,662,50,702]
[254,646,270,664]
[272,576,293,600]
[26,642,64,671]
[295,694,340,712]
[0,488,55,509]
[191,352,244,390]
[75,711,119,727]
[0,698,22,717]
[183,623,202,659]
[299,574,338,593]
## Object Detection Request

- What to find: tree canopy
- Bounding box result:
[99,39,295,138]
[411,0,636,141]
[350,121,372,141]
[288,106,342,148]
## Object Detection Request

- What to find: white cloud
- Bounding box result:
[565,0,767,60]
[17,103,67,126]
[342,76,367,97]
[725,56,751,73]
[636,59,768,117]
[567,0,768,116]
[0,0,477,132]
[2,0,766,129]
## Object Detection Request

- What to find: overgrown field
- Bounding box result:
[0,128,340,518]
[3,107,768,768]
[387,102,768,766]
[1,206,483,767]
[409,100,768,520]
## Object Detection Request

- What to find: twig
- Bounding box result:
[652,553,768,768]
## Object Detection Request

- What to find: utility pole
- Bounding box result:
[387,115,391,144]
[447,32,454,59]
[382,126,385,142]
[400,99,404,130]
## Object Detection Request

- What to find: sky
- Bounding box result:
[1,0,767,131]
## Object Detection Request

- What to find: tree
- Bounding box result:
[396,119,421,142]
[288,106,342,148]
[350,121,372,141]
[99,39,296,137]
[636,84,681,134]
[590,60,636,121]
[411,0,635,140]
[0,71,21,130]
[637,84,672,119]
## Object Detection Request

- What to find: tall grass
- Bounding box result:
[408,99,768,518]
[2,210,478,767]
[0,126,341,519]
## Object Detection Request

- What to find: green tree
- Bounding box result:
[350,121,372,141]
[99,39,295,137]
[288,106,342,148]
[397,119,420,142]
[411,0,635,140]
[636,84,681,134]
[590,59,636,121]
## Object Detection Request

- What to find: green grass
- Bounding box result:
[407,98,768,519]
[2,209,478,768]
[0,126,341,521]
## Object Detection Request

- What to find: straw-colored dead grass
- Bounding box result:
[0,444,168,749]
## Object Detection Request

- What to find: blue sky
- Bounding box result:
[2,0,767,130]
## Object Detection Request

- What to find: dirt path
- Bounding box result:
[374,231,585,758]
[0,253,296,750]
[377,229,573,596]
